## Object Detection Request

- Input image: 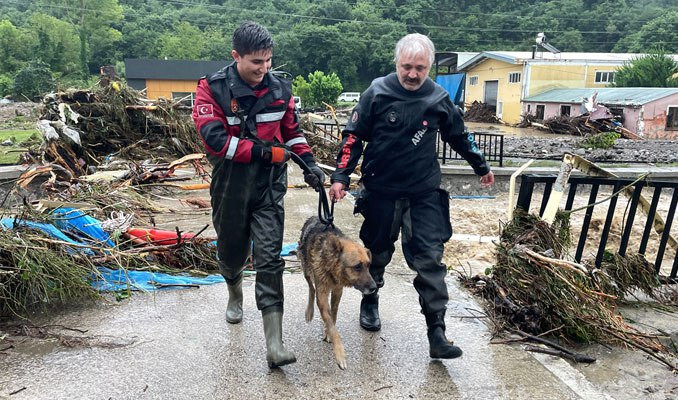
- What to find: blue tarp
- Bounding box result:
[0,217,95,255]
[51,207,115,248]
[91,267,225,291]
[436,73,465,106]
[2,212,300,292]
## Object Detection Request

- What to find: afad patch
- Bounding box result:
[197,104,214,118]
[351,110,358,124]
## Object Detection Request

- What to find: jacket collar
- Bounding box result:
[225,61,282,99]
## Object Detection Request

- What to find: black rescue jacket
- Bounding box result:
[331,73,490,197]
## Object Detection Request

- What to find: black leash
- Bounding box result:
[234,98,333,228]
[289,152,334,228]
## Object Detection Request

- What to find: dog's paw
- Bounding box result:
[336,355,347,370]
[305,307,314,322]
[323,332,332,343]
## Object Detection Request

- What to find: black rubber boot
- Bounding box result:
[225,276,243,324]
[262,311,296,368]
[360,292,381,331]
[426,313,463,359]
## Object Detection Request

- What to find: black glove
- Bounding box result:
[304,163,325,191]
[252,145,290,166]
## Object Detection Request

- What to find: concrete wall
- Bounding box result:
[526,62,619,97]
[464,58,524,124]
[639,95,678,139]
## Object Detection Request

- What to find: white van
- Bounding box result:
[338,92,360,102]
[293,96,302,111]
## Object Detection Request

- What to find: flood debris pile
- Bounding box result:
[463,101,501,123]
[520,102,640,140]
[0,223,100,318]
[461,210,676,371]
[29,84,202,178]
[0,206,220,319]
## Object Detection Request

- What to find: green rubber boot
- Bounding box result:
[262,311,296,368]
[225,277,243,324]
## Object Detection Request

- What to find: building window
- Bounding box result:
[508,72,521,83]
[469,76,478,86]
[536,105,545,120]
[527,104,531,112]
[560,105,571,116]
[667,106,678,130]
[172,92,195,107]
[595,71,615,84]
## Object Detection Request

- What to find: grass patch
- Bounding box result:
[0,129,40,164]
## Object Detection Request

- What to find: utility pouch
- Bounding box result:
[353,184,369,216]
[437,188,453,242]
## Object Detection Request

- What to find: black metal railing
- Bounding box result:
[437,131,504,167]
[311,123,504,167]
[516,174,678,280]
[312,122,345,141]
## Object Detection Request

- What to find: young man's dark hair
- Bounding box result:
[232,21,274,56]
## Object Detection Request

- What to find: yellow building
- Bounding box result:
[458,51,678,124]
[124,59,229,106]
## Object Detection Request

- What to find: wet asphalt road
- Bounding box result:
[0,165,675,400]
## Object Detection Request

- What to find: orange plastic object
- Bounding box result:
[127,228,196,245]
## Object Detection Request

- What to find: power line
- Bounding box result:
[6,0,678,48]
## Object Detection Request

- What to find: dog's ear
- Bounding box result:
[329,235,344,255]
[366,248,371,262]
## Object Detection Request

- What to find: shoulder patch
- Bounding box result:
[197,104,214,118]
[351,110,358,124]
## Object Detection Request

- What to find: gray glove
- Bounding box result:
[304,164,325,191]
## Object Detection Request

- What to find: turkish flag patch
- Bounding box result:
[197,104,214,118]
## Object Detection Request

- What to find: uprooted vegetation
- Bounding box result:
[459,210,677,371]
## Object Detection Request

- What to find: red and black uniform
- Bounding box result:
[193,61,315,313]
[330,73,491,324]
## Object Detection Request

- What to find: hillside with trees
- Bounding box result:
[1,0,677,96]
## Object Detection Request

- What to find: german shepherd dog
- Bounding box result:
[298,216,376,369]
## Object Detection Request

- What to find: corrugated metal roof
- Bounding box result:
[458,51,678,71]
[124,59,230,80]
[523,87,678,105]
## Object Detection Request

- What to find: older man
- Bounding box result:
[329,33,494,359]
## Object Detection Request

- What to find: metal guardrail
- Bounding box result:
[437,131,504,167]
[516,174,677,280]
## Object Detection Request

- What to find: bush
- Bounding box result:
[293,71,343,108]
[12,60,56,101]
[579,131,621,149]
[0,74,13,97]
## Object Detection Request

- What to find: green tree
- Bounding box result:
[306,71,343,107]
[0,20,33,74]
[613,51,678,87]
[159,22,207,60]
[292,75,311,105]
[12,61,56,100]
[26,13,80,76]
[0,74,13,97]
[39,0,123,74]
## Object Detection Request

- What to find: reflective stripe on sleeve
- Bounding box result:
[285,137,308,147]
[225,137,239,159]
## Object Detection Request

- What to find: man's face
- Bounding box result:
[396,51,431,91]
[232,48,273,87]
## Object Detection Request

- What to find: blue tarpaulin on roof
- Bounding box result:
[436,73,465,106]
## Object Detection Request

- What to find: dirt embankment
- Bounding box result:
[503,136,678,164]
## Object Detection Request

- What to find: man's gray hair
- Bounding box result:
[394,33,435,66]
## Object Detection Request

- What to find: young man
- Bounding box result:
[329,33,494,359]
[192,21,324,368]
